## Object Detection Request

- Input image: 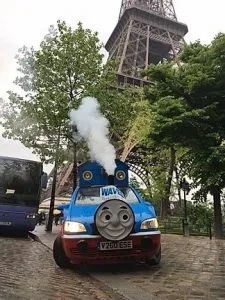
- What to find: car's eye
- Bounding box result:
[83,171,93,181]
[116,170,126,180]
[99,210,112,223]
[105,214,111,221]
[119,210,131,223]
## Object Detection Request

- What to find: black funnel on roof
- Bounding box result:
[108,175,115,185]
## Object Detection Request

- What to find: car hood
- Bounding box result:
[67,202,156,234]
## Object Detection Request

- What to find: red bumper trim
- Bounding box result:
[62,234,161,265]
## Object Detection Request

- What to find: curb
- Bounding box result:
[28,231,53,250]
[28,231,129,300]
[28,231,41,242]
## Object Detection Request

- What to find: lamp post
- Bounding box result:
[180,178,190,237]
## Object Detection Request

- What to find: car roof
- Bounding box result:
[0,155,42,165]
[41,197,70,202]
[39,197,70,209]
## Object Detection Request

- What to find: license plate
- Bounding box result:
[99,240,133,251]
[0,221,12,226]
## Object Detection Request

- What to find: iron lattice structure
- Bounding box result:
[106,0,188,87]
[49,1,188,195]
[119,0,178,21]
[125,146,153,189]
[106,0,188,187]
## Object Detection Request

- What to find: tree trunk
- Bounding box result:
[72,142,77,192]
[174,165,182,208]
[46,131,61,232]
[161,147,176,217]
[212,187,223,238]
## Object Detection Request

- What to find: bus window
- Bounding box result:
[0,158,42,207]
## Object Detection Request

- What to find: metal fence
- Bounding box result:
[158,217,220,239]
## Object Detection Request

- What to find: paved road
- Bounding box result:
[0,235,125,300]
[89,235,225,300]
[34,226,225,300]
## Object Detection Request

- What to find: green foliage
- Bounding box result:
[144,33,225,235]
[129,176,152,203]
[146,148,171,203]
[145,35,225,187]
[88,64,153,160]
[130,176,143,191]
[1,21,104,163]
[187,202,214,232]
[159,204,214,236]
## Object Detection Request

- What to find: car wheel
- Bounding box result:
[17,231,28,238]
[146,247,161,266]
[53,236,71,268]
[22,231,29,238]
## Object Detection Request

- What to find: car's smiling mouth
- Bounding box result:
[105,227,126,237]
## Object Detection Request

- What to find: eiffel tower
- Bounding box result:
[105,0,188,187]
[106,0,188,87]
[48,1,188,195]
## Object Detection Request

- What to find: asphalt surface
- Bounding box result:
[88,234,225,300]
[33,226,225,300]
[0,234,126,300]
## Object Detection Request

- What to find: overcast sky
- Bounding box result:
[0,0,225,170]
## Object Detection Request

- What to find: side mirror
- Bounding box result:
[57,203,70,211]
[41,172,48,189]
[143,200,152,206]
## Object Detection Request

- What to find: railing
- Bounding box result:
[158,217,216,239]
[158,217,183,235]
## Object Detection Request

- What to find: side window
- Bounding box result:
[125,188,139,203]
[126,189,139,202]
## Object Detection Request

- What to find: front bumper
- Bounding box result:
[61,231,161,265]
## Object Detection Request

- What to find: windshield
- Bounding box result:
[0,157,42,207]
[75,187,139,205]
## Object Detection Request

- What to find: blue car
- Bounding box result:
[53,160,161,268]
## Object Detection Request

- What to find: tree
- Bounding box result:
[1,20,104,231]
[89,63,152,159]
[187,203,214,233]
[1,21,104,162]
[143,34,225,237]
[142,94,188,217]
[146,147,175,214]
[130,175,152,202]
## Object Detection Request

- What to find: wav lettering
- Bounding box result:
[101,186,124,198]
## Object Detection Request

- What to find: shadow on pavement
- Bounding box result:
[74,262,161,275]
[0,230,29,239]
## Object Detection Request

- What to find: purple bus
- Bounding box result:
[0,156,47,236]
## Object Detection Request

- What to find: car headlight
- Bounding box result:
[64,221,86,234]
[140,218,159,230]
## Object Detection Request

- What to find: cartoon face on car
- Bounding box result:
[95,199,135,241]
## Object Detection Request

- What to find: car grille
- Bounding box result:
[70,244,155,257]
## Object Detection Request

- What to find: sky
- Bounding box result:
[0,0,225,172]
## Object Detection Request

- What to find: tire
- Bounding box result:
[17,231,28,238]
[146,247,161,266]
[22,231,29,238]
[53,236,71,268]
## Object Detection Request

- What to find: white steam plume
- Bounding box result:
[69,97,116,175]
